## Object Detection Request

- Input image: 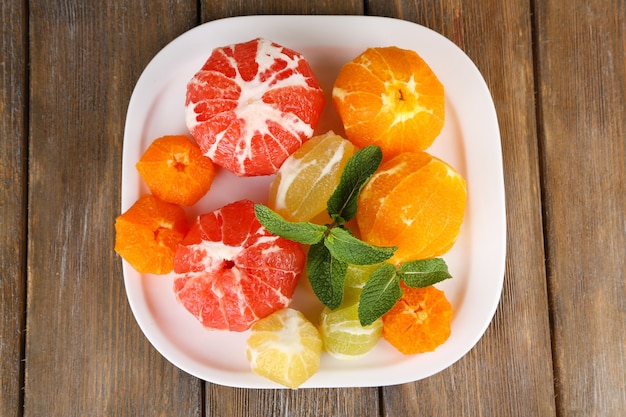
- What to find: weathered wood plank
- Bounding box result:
[24,2,202,415]
[202,0,363,20]
[206,387,380,417]
[0,2,27,417]
[9,0,624,415]
[367,1,557,415]
[535,1,626,415]
[197,2,380,415]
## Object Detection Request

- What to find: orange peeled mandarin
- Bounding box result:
[382,284,453,354]
[357,151,466,264]
[114,194,189,275]
[332,46,444,160]
[173,199,305,332]
[185,38,325,177]
[136,135,216,207]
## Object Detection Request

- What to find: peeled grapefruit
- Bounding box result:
[185,38,325,177]
[173,199,305,331]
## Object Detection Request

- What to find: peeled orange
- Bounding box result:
[332,46,444,160]
[382,284,452,354]
[114,194,189,274]
[136,135,216,206]
[357,151,466,264]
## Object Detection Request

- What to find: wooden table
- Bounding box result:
[2,1,624,416]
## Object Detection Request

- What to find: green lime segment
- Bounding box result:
[344,263,380,289]
[342,263,380,304]
[319,300,382,360]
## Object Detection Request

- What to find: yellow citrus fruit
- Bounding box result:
[357,151,466,264]
[268,131,356,222]
[319,299,382,361]
[245,308,322,389]
[344,264,379,291]
[342,263,379,303]
[332,46,444,160]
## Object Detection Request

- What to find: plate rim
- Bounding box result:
[121,14,506,389]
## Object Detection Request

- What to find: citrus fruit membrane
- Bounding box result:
[332,46,445,160]
[318,264,382,360]
[185,37,326,177]
[136,135,216,206]
[357,151,467,264]
[268,130,357,222]
[115,194,189,275]
[246,308,322,389]
[319,300,382,361]
[382,284,453,354]
[173,199,305,332]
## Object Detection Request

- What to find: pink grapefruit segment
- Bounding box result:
[185,38,325,177]
[173,199,305,332]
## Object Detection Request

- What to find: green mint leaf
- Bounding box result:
[399,258,452,288]
[326,145,383,222]
[358,263,402,326]
[306,241,347,309]
[324,227,396,265]
[254,204,326,245]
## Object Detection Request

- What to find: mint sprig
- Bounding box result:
[357,264,401,326]
[254,204,326,245]
[306,242,348,309]
[400,258,452,287]
[325,227,396,265]
[254,145,392,309]
[358,258,452,326]
[326,145,383,225]
[254,144,454,326]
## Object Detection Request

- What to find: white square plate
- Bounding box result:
[121,15,506,388]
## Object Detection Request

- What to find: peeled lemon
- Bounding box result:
[245,308,322,389]
[268,131,356,223]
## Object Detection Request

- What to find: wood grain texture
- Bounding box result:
[202,0,363,21]
[206,387,380,417]
[198,1,380,414]
[535,0,626,415]
[7,0,624,415]
[367,0,557,415]
[24,1,202,416]
[0,2,27,417]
